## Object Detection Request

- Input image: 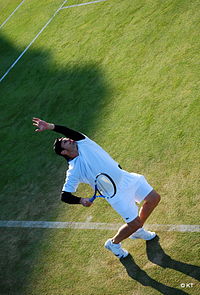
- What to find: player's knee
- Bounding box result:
[128,216,143,230]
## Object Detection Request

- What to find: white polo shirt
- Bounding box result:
[62,136,153,222]
[62,136,123,193]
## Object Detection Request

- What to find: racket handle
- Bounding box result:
[89,196,96,202]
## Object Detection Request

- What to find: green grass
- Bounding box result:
[0,0,199,294]
[0,0,23,24]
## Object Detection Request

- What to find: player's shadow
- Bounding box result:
[120,254,188,295]
[146,235,200,281]
[120,236,200,295]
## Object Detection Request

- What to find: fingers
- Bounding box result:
[32,119,40,131]
[32,117,43,124]
[32,117,41,122]
[32,118,39,124]
[32,118,43,132]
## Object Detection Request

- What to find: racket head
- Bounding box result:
[95,173,116,198]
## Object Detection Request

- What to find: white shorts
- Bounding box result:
[106,171,153,223]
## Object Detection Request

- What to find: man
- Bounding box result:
[32,117,160,258]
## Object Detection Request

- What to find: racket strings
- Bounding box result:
[96,176,115,197]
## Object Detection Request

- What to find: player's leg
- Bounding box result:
[104,199,143,258]
[107,187,160,244]
[138,189,160,224]
[104,200,142,258]
[111,216,142,244]
[104,217,141,259]
[111,190,160,243]
[129,189,160,240]
[104,176,160,258]
[127,174,160,240]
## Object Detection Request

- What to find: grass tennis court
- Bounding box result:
[0,0,199,294]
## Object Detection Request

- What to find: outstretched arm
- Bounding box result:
[32,117,85,140]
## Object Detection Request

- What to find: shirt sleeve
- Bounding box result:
[61,191,81,204]
[53,125,85,141]
[62,167,80,193]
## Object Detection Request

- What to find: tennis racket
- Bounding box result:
[89,173,116,202]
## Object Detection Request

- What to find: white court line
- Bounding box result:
[0,0,27,29]
[0,0,67,83]
[0,220,199,232]
[0,0,109,83]
[61,0,108,9]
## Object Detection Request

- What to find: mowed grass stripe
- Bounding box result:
[0,220,199,232]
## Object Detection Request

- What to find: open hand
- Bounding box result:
[32,117,54,132]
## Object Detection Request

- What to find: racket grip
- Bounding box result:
[89,196,96,202]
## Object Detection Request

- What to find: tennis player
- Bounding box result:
[32,118,160,259]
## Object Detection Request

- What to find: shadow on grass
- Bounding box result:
[120,236,200,294]
[120,255,188,295]
[146,235,200,281]
[0,33,111,208]
[0,33,111,294]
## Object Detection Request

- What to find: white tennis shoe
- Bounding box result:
[104,239,129,259]
[129,228,156,240]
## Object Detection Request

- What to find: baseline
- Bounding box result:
[0,220,199,232]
